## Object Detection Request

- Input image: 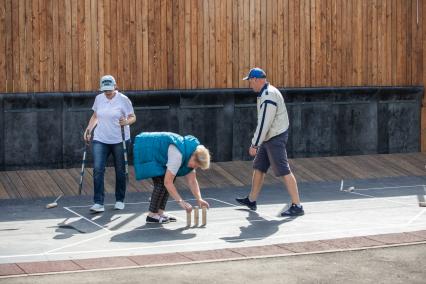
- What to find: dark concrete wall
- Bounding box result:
[0,87,422,170]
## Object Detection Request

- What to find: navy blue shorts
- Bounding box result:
[253,131,291,177]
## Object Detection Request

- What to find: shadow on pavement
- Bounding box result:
[221,209,296,243]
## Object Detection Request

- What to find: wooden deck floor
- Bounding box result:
[0,153,425,200]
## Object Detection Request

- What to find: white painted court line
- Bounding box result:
[83,198,420,233]
[108,218,281,233]
[64,197,247,228]
[61,196,282,234]
[63,207,111,232]
[110,217,413,234]
[23,223,426,257]
[2,219,425,261]
[67,201,151,209]
[42,198,230,254]
[2,192,425,260]
[45,231,113,254]
[0,253,47,259]
[341,185,426,227]
[64,191,426,235]
[1,217,425,260]
[406,209,426,225]
[208,197,281,220]
[349,184,426,191]
[67,198,206,209]
[344,190,415,206]
[59,193,426,240]
[40,207,114,254]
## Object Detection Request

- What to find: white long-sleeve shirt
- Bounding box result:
[251,83,289,147]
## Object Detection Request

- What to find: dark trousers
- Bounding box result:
[92,140,130,205]
[149,176,170,213]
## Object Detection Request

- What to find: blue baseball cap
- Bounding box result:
[243,68,267,80]
[100,75,116,91]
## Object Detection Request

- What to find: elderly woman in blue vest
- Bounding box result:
[134,132,211,223]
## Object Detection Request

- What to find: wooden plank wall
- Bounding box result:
[0,0,423,91]
[0,0,426,150]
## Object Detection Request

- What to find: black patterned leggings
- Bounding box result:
[149,176,169,213]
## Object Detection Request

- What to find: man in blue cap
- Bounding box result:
[236,68,304,216]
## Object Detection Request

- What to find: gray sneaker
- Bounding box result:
[90,203,105,213]
[114,201,125,210]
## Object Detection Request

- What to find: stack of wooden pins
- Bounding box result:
[186,206,207,227]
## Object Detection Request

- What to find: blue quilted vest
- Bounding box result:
[133,132,200,180]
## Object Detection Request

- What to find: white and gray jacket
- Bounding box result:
[251,83,289,147]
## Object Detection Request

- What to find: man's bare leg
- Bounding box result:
[282,172,301,204]
[249,169,265,201]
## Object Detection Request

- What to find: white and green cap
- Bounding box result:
[100,75,116,91]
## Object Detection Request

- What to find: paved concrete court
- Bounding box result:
[0,175,425,265]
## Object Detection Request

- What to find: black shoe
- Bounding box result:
[236,196,257,211]
[281,204,304,217]
[146,215,170,224]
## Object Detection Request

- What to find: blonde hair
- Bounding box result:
[193,145,211,170]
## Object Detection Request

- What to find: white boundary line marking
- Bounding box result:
[67,198,205,209]
[344,190,414,206]
[68,201,151,209]
[351,184,426,191]
[2,223,425,259]
[1,191,426,260]
[342,186,426,227]
[208,197,280,220]
[43,198,234,254]
[40,194,426,256]
[107,218,280,234]
[63,207,111,232]
[108,217,416,234]
[406,209,426,225]
[40,207,114,254]
[2,220,426,260]
[45,231,112,254]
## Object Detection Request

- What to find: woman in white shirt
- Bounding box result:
[84,75,136,213]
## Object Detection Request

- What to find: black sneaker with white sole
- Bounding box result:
[236,196,257,211]
[146,215,170,224]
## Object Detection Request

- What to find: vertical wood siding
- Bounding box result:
[1,0,423,91]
